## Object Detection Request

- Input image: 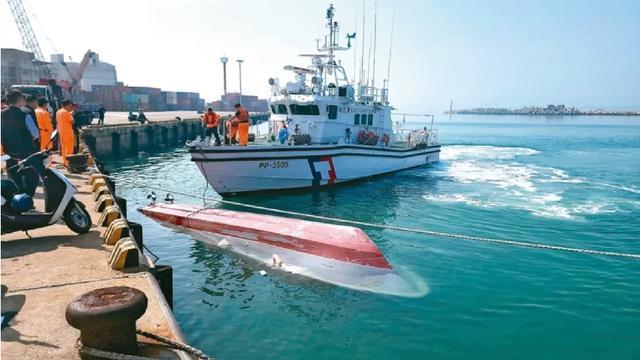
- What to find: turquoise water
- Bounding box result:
[105,115,640,359]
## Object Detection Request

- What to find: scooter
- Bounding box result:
[1,131,92,235]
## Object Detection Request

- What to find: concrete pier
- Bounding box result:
[1,155,193,359]
[83,112,270,159]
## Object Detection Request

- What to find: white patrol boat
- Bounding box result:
[188,5,440,196]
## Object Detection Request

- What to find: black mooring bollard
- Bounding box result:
[115,196,127,218]
[126,221,143,253]
[66,286,147,358]
[154,265,173,310]
[105,178,116,195]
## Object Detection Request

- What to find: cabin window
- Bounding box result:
[338,87,347,97]
[271,104,288,114]
[327,105,338,119]
[367,114,373,126]
[290,104,320,115]
[354,114,360,125]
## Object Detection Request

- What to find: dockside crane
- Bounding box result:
[60,50,97,96]
[6,0,50,78]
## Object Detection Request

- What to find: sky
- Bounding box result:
[1,0,639,113]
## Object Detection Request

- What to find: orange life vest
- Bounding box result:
[204,112,219,127]
[236,107,249,124]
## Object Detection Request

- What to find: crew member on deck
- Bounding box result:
[202,107,221,146]
[227,103,250,146]
[56,99,75,167]
[35,97,54,150]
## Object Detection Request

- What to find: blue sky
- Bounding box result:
[2,0,638,113]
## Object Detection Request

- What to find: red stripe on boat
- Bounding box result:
[140,203,391,269]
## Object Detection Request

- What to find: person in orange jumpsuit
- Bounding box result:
[202,107,221,145]
[56,99,75,166]
[35,97,54,150]
[227,103,250,146]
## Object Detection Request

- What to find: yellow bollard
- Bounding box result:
[88,173,106,186]
[102,219,128,245]
[93,186,111,202]
[91,179,107,192]
[94,194,115,212]
[98,205,121,227]
[109,238,139,270]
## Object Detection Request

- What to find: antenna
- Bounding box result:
[353,11,358,84]
[385,1,396,91]
[371,0,378,89]
[366,32,372,87]
[359,0,366,87]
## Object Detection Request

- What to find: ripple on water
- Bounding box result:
[423,145,637,220]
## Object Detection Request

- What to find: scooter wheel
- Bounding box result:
[63,200,92,234]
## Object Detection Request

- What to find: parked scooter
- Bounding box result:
[1,131,92,234]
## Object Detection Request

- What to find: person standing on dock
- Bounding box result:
[1,89,40,196]
[97,105,106,125]
[35,97,54,150]
[21,94,38,127]
[228,103,250,146]
[202,107,221,146]
[56,100,75,167]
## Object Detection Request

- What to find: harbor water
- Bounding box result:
[105,115,640,359]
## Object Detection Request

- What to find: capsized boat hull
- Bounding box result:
[139,203,427,297]
[189,143,440,195]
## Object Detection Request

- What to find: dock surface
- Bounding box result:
[1,157,190,359]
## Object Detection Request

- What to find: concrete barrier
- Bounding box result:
[83,113,270,159]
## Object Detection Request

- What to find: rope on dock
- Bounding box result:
[76,329,213,360]
[112,177,640,261]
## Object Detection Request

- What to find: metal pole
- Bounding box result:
[220,57,228,96]
[237,59,244,106]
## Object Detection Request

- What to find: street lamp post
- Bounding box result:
[220,56,228,96]
[237,59,244,106]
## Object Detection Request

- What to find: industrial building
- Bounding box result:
[49,52,118,92]
[2,47,205,112]
[0,48,47,89]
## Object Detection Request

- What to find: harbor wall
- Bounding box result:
[83,113,269,159]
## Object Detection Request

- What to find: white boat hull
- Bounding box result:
[190,144,440,195]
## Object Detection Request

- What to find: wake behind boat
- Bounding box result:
[188,5,441,195]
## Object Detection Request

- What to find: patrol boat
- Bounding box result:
[188,5,441,195]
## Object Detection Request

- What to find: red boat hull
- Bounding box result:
[139,203,428,297]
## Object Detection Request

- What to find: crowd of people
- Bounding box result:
[1,89,81,195]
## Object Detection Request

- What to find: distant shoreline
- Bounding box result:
[446,106,640,116]
[446,111,640,116]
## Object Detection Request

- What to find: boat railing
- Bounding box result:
[393,128,439,147]
[357,85,389,104]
